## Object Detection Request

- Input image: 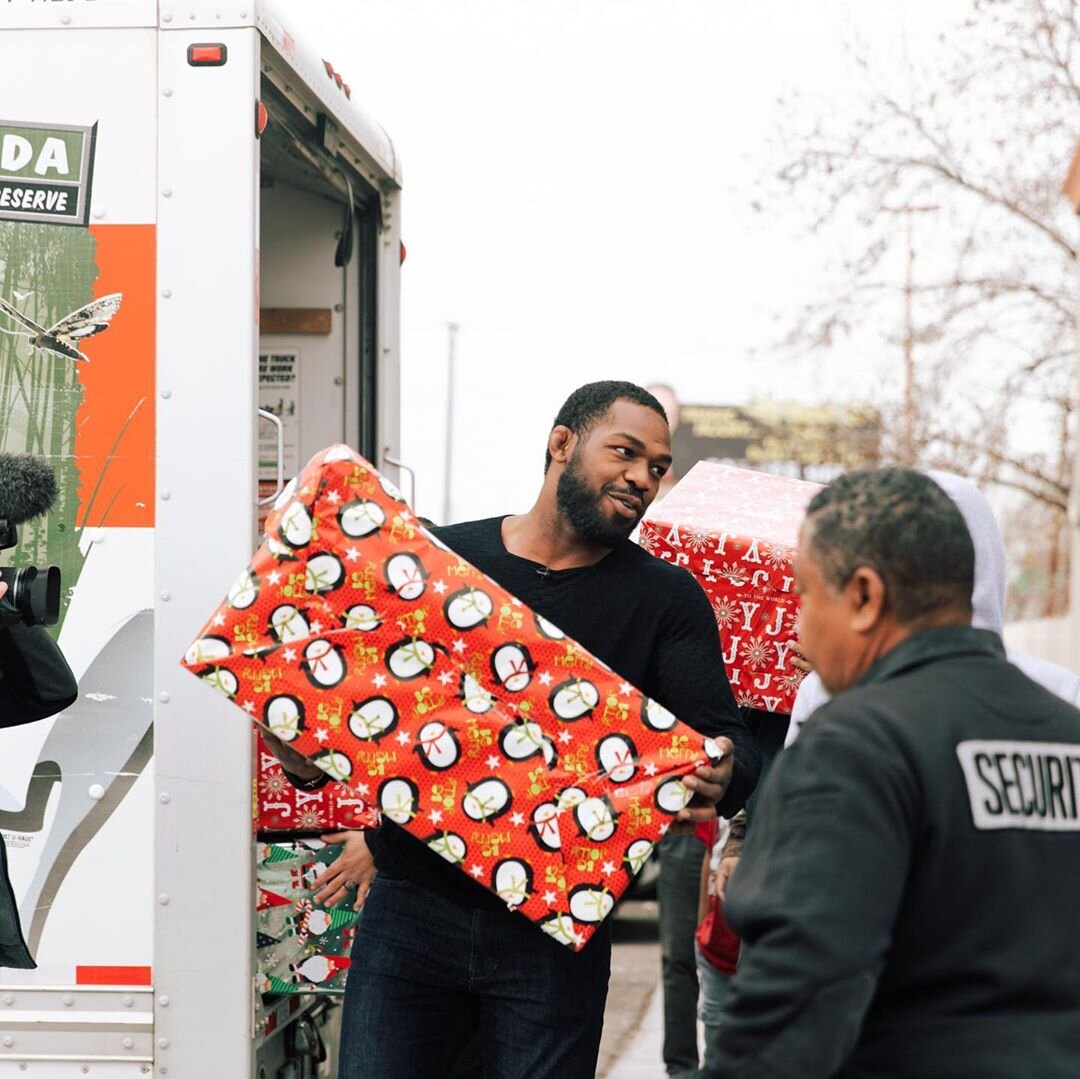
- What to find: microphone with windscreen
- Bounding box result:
[0,454,61,627]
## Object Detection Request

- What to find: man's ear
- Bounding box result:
[845,566,887,633]
[548,425,575,468]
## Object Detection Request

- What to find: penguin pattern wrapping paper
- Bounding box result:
[638,461,822,715]
[182,445,725,950]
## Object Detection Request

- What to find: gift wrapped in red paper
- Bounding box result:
[255,735,380,834]
[182,445,725,950]
[638,462,822,715]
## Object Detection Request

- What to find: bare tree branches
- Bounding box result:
[771,0,1079,616]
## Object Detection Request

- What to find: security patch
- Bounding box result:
[956,740,1080,832]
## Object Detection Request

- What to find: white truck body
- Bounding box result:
[0,2,403,1073]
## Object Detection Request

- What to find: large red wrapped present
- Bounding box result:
[181,445,725,950]
[255,734,380,834]
[638,462,822,714]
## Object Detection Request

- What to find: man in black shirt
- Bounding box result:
[331,381,757,1079]
[709,468,1080,1078]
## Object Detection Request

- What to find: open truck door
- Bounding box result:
[0,2,402,1073]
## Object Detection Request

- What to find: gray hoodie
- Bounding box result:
[786,470,1080,745]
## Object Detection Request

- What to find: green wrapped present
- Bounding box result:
[255,838,359,995]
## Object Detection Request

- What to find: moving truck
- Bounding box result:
[0,1,404,1073]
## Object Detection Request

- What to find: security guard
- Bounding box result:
[709,468,1080,1078]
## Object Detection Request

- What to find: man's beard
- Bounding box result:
[556,454,642,547]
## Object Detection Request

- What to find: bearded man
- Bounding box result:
[329,380,758,1079]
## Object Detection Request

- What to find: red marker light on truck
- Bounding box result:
[255,101,269,139]
[188,44,228,66]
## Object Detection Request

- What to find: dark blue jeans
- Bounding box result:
[659,830,706,1077]
[338,874,612,1078]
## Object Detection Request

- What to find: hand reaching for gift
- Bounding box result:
[315,830,377,912]
[675,735,734,827]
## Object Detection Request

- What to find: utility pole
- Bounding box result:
[442,322,459,525]
[901,208,916,467]
[884,204,937,465]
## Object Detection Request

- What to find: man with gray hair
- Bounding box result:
[708,467,1080,1078]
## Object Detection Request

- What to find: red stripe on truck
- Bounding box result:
[76,965,153,986]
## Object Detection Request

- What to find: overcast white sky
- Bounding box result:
[304,0,970,523]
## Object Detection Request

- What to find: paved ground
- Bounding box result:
[596,900,664,1079]
[606,982,667,1079]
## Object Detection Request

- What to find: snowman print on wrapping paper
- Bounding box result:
[385,552,429,600]
[228,570,260,610]
[269,605,309,645]
[348,697,399,742]
[385,638,439,680]
[568,884,615,925]
[445,586,495,630]
[490,643,536,692]
[415,721,461,770]
[185,635,230,667]
[459,672,496,714]
[499,719,548,763]
[343,604,381,632]
[596,733,638,783]
[306,553,345,594]
[493,858,533,907]
[623,838,655,881]
[302,640,347,689]
[641,697,678,732]
[550,677,600,721]
[338,498,385,539]
[379,777,420,824]
[265,694,306,742]
[308,749,354,784]
[462,778,513,824]
[428,831,467,866]
[278,501,315,549]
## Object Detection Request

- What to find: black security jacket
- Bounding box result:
[712,626,1080,1079]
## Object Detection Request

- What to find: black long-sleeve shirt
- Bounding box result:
[368,516,759,909]
[712,627,1080,1079]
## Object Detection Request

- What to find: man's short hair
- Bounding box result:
[805,467,975,624]
[544,381,668,473]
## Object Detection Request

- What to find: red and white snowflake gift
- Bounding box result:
[256,735,380,834]
[638,462,822,714]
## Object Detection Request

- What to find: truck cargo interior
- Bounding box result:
[258,78,381,470]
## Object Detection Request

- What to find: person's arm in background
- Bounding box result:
[0,583,78,726]
[261,728,377,911]
[261,728,330,790]
[714,809,745,901]
[651,572,761,819]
